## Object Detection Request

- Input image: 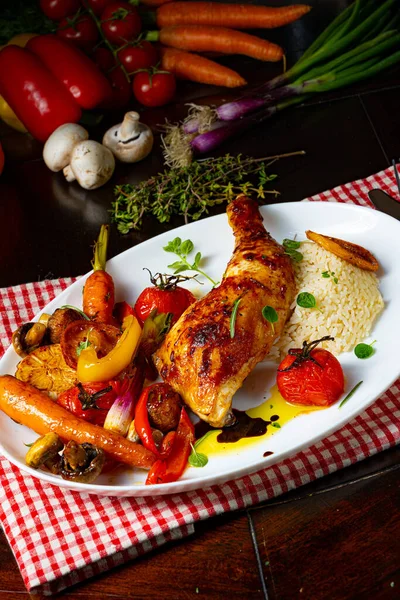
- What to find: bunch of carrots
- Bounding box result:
[143,2,312,88]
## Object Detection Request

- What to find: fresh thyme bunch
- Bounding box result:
[112,151,304,233]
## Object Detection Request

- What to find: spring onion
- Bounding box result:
[163,0,400,167]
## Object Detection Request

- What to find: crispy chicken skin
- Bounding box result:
[153,195,296,427]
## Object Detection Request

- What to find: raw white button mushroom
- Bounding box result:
[43,123,89,172]
[102,111,153,163]
[63,140,115,190]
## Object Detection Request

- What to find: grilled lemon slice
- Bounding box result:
[15,344,78,395]
[306,230,379,272]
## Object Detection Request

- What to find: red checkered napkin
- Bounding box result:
[0,164,399,596]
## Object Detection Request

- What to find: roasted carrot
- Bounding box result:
[160,47,246,87]
[154,26,284,62]
[157,2,312,29]
[83,224,115,323]
[0,375,155,469]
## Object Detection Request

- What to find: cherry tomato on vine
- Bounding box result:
[101,1,141,46]
[118,41,158,74]
[276,337,345,407]
[100,65,132,108]
[40,0,81,21]
[57,14,99,49]
[134,273,196,326]
[92,46,116,73]
[132,71,176,107]
[86,0,114,16]
[58,381,118,426]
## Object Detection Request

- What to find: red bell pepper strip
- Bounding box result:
[26,35,112,110]
[145,407,195,485]
[135,384,161,457]
[0,45,81,142]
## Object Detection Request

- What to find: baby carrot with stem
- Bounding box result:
[160,47,246,88]
[83,224,115,324]
[147,26,284,62]
[156,2,312,30]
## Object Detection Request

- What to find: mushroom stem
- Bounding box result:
[63,165,76,182]
[119,111,141,142]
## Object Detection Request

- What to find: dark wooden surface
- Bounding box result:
[0,0,400,598]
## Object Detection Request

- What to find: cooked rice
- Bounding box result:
[269,241,384,360]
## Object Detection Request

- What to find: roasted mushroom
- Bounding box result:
[12,322,47,357]
[47,307,83,344]
[25,432,63,471]
[60,441,105,483]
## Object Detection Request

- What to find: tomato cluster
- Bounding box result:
[40,0,176,108]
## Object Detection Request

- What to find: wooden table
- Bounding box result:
[0,1,399,598]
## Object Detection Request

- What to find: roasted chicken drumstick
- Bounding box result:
[154,195,296,428]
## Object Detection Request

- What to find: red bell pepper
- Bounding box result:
[0,45,81,142]
[146,407,195,485]
[26,35,112,110]
[135,384,161,457]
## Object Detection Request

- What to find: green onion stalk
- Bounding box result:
[163,0,400,168]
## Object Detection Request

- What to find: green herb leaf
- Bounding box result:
[283,239,301,250]
[296,292,317,309]
[286,249,303,262]
[339,381,363,408]
[322,271,330,278]
[230,298,242,338]
[164,238,218,286]
[262,305,278,334]
[188,443,208,468]
[272,422,281,429]
[76,338,91,357]
[354,341,376,359]
[24,442,34,448]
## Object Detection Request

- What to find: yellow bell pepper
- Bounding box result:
[77,315,142,383]
[0,33,37,133]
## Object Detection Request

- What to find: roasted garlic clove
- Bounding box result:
[306,230,379,272]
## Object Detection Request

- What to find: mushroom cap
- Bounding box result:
[102,111,154,163]
[43,123,89,172]
[68,140,115,190]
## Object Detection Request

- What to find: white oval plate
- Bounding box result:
[1,202,399,497]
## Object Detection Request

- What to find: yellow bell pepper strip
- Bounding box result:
[77,315,142,383]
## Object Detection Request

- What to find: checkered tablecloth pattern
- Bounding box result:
[0,164,399,595]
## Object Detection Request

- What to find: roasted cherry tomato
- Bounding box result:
[86,0,114,15]
[40,0,81,21]
[57,14,99,49]
[58,381,118,426]
[118,41,158,75]
[277,336,345,407]
[60,319,121,370]
[101,1,141,46]
[132,70,176,107]
[113,301,136,324]
[134,273,196,326]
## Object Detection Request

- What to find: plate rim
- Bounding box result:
[1,200,399,496]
